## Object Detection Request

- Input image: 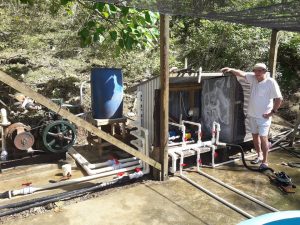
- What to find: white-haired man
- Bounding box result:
[221,63,283,169]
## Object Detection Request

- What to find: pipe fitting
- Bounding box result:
[0,108,10,126]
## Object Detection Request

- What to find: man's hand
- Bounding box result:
[221,67,246,78]
[263,112,273,119]
[221,67,232,73]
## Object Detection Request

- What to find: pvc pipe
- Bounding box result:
[90,157,138,169]
[176,151,254,219]
[80,81,88,106]
[168,151,178,173]
[192,146,278,212]
[271,129,294,146]
[0,108,10,161]
[196,169,279,212]
[68,148,141,176]
[169,122,186,146]
[0,108,10,126]
[168,140,194,147]
[182,120,201,144]
[7,164,143,198]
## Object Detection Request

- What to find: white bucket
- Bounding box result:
[62,164,72,177]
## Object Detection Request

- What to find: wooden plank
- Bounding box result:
[160,14,170,181]
[269,29,280,78]
[0,71,161,171]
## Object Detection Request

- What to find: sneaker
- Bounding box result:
[251,157,263,164]
[259,163,269,170]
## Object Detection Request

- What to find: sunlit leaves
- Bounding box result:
[75,2,159,50]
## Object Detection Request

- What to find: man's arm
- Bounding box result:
[272,98,283,113]
[263,98,283,119]
[221,67,246,78]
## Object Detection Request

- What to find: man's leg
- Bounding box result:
[249,117,263,163]
[260,136,269,164]
[252,133,262,157]
[258,118,271,165]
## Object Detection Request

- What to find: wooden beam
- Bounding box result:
[160,14,169,181]
[269,29,280,79]
[0,71,161,171]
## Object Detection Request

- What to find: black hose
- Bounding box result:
[0,176,131,217]
[226,143,274,173]
[0,181,108,209]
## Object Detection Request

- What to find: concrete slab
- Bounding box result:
[1,148,299,225]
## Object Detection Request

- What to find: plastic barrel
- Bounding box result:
[91,68,123,119]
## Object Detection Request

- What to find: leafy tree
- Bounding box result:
[18,0,160,51]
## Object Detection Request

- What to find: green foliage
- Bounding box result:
[277,33,300,96]
[172,19,270,71]
[76,2,159,51]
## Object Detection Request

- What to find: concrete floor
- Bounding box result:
[1,148,299,225]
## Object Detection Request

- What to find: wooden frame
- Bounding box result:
[0,71,161,171]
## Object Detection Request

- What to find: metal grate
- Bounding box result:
[94,0,300,32]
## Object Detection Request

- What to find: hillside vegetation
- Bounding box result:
[0,1,299,121]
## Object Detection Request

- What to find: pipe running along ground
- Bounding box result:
[176,151,254,219]
[0,175,136,217]
[191,148,278,212]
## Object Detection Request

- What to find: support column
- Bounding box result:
[160,14,170,181]
[269,29,280,78]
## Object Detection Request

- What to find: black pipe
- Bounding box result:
[0,176,131,217]
[226,143,274,173]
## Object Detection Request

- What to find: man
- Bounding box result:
[221,63,283,169]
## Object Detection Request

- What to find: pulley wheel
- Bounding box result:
[14,132,35,150]
[42,120,76,153]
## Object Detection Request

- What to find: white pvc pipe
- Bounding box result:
[169,122,186,145]
[176,151,254,219]
[68,148,140,176]
[9,164,144,198]
[197,169,279,212]
[0,108,10,161]
[190,149,279,212]
[90,157,138,169]
[271,129,294,146]
[182,120,201,144]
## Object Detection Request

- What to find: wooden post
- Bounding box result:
[160,14,169,181]
[0,71,161,171]
[269,29,280,78]
[152,89,161,180]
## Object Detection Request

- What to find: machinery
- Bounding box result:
[1,104,77,161]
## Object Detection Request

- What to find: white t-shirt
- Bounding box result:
[245,74,282,119]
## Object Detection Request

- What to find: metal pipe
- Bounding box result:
[176,151,254,219]
[80,81,88,106]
